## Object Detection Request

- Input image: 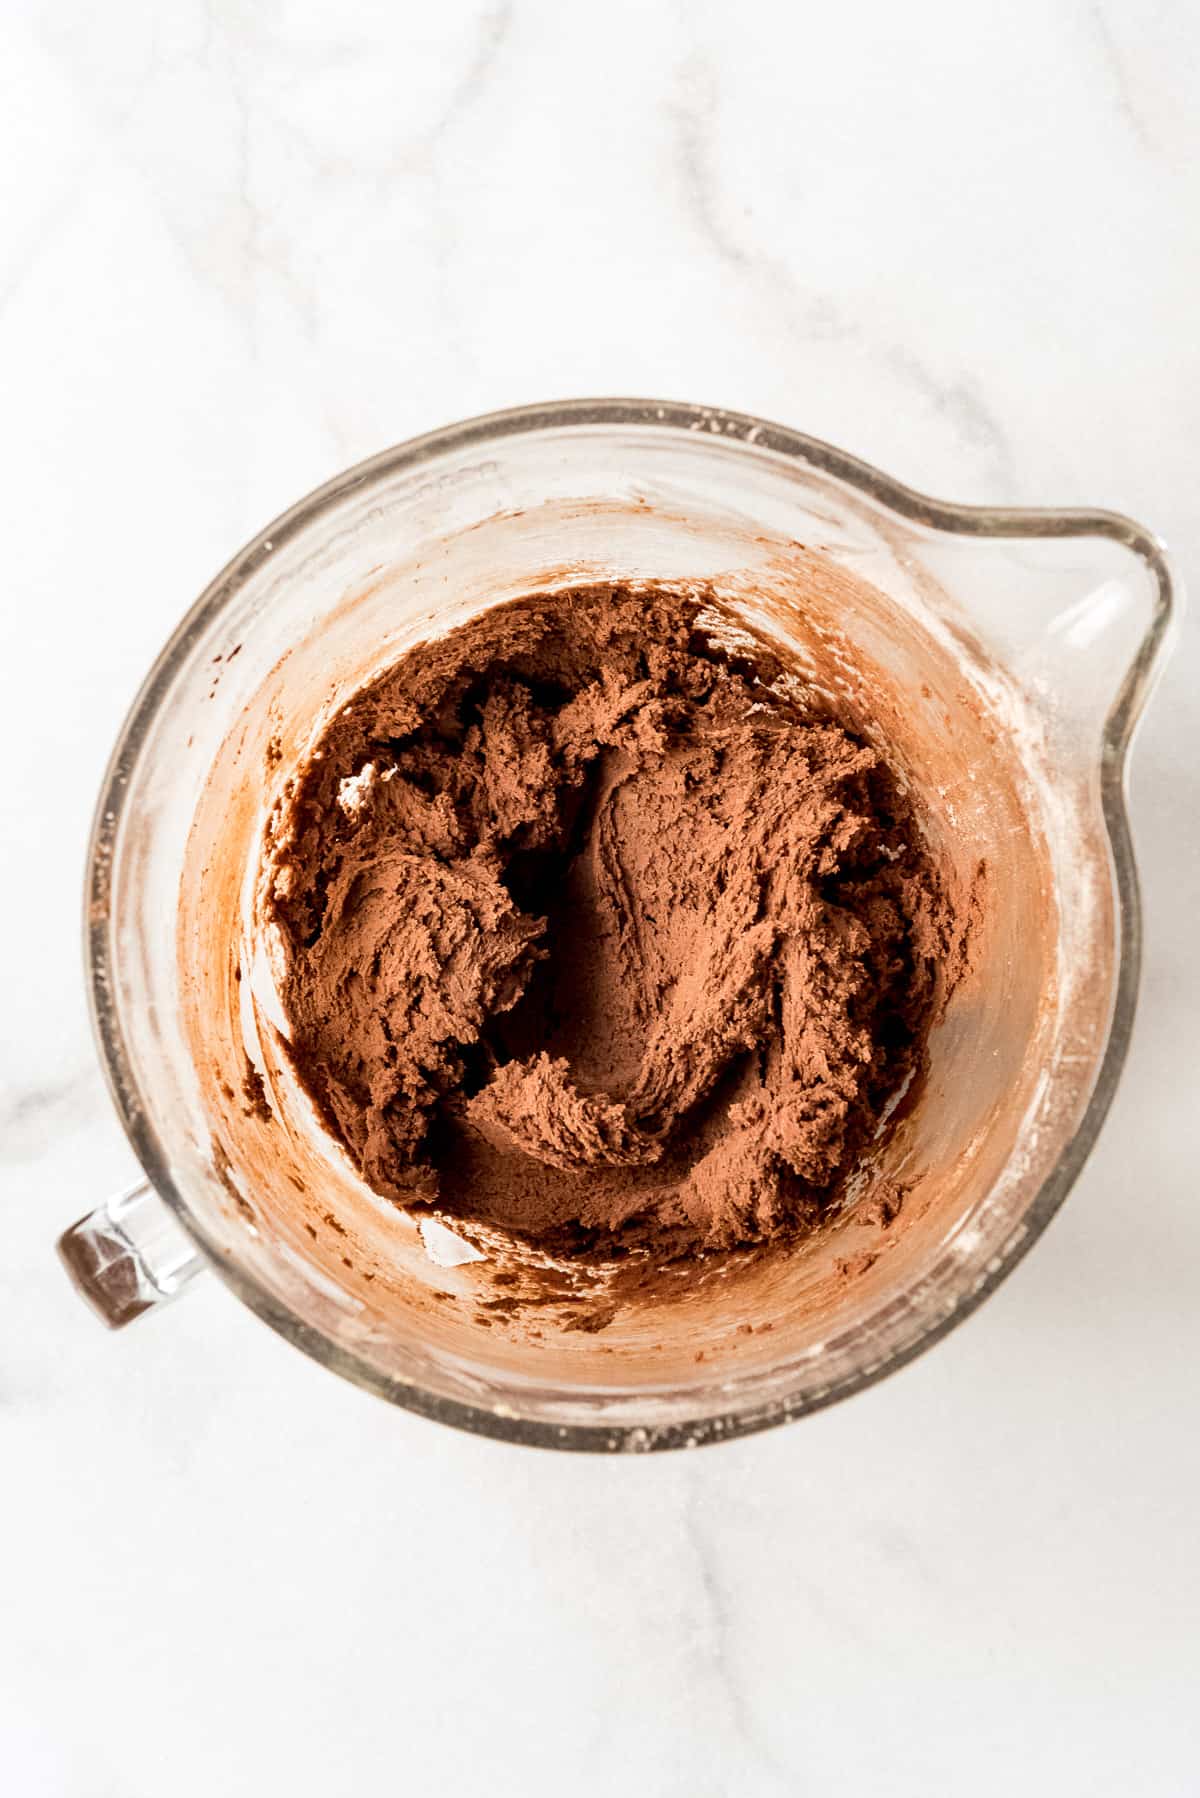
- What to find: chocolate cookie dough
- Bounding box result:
[262,583,962,1254]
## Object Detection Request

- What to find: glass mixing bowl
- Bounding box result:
[58,400,1176,1450]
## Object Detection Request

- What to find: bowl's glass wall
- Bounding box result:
[93,415,1157,1444]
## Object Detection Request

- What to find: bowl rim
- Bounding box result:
[84,397,1177,1451]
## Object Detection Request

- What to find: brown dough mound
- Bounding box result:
[263,583,959,1254]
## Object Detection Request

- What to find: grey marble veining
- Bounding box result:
[2,2,1198,1793]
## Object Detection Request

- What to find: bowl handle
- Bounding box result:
[57,1178,206,1328]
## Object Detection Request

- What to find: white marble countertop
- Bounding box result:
[3,3,1198,1793]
